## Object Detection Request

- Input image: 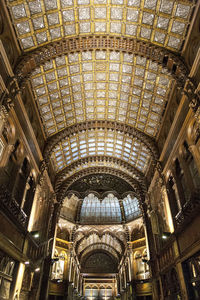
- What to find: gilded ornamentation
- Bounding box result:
[57,166,145,203]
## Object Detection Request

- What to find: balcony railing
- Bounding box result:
[175,189,200,229]
[0,185,28,228]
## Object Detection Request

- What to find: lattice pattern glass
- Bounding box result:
[51,128,150,173]
[80,193,122,224]
[7,0,194,51]
[123,194,141,221]
[31,50,173,138]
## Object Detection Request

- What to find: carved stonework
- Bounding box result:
[67,173,135,197]
[82,252,118,273]
[55,155,146,191]
[57,166,145,204]
[184,79,200,128]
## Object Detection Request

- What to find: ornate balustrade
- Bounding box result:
[175,189,200,229]
[158,240,175,272]
[0,185,28,228]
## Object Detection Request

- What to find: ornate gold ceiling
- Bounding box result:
[30,50,173,137]
[7,0,194,52]
[5,0,197,211]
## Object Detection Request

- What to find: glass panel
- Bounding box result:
[80,193,122,224]
[50,128,151,173]
[123,194,141,221]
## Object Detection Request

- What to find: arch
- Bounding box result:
[66,173,136,197]
[79,242,121,260]
[55,155,146,190]
[15,36,188,87]
[81,250,118,273]
[76,232,124,258]
[57,167,145,204]
[74,231,126,254]
[44,121,159,165]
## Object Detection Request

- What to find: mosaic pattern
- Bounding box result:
[7,0,194,51]
[31,50,173,138]
[51,129,150,173]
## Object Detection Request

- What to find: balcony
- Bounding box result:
[0,185,28,228]
[175,190,200,230]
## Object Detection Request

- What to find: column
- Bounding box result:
[20,176,31,209]
[161,185,174,233]
[189,144,200,174]
[39,202,59,300]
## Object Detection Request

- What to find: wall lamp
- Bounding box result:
[30,231,40,239]
[161,232,171,240]
[35,267,40,272]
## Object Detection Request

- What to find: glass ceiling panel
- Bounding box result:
[80,193,122,224]
[7,0,193,52]
[31,50,173,138]
[51,128,151,173]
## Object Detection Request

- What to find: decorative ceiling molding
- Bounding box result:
[79,243,121,261]
[15,36,188,87]
[43,120,159,164]
[57,166,145,204]
[55,155,146,192]
[67,173,135,196]
[74,231,126,255]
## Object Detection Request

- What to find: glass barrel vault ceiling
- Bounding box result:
[51,128,150,173]
[7,0,194,51]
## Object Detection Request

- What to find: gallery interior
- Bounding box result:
[0,0,200,299]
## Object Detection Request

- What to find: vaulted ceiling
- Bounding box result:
[5,0,197,269]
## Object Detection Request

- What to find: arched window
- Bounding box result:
[80,193,121,224]
[123,194,141,221]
